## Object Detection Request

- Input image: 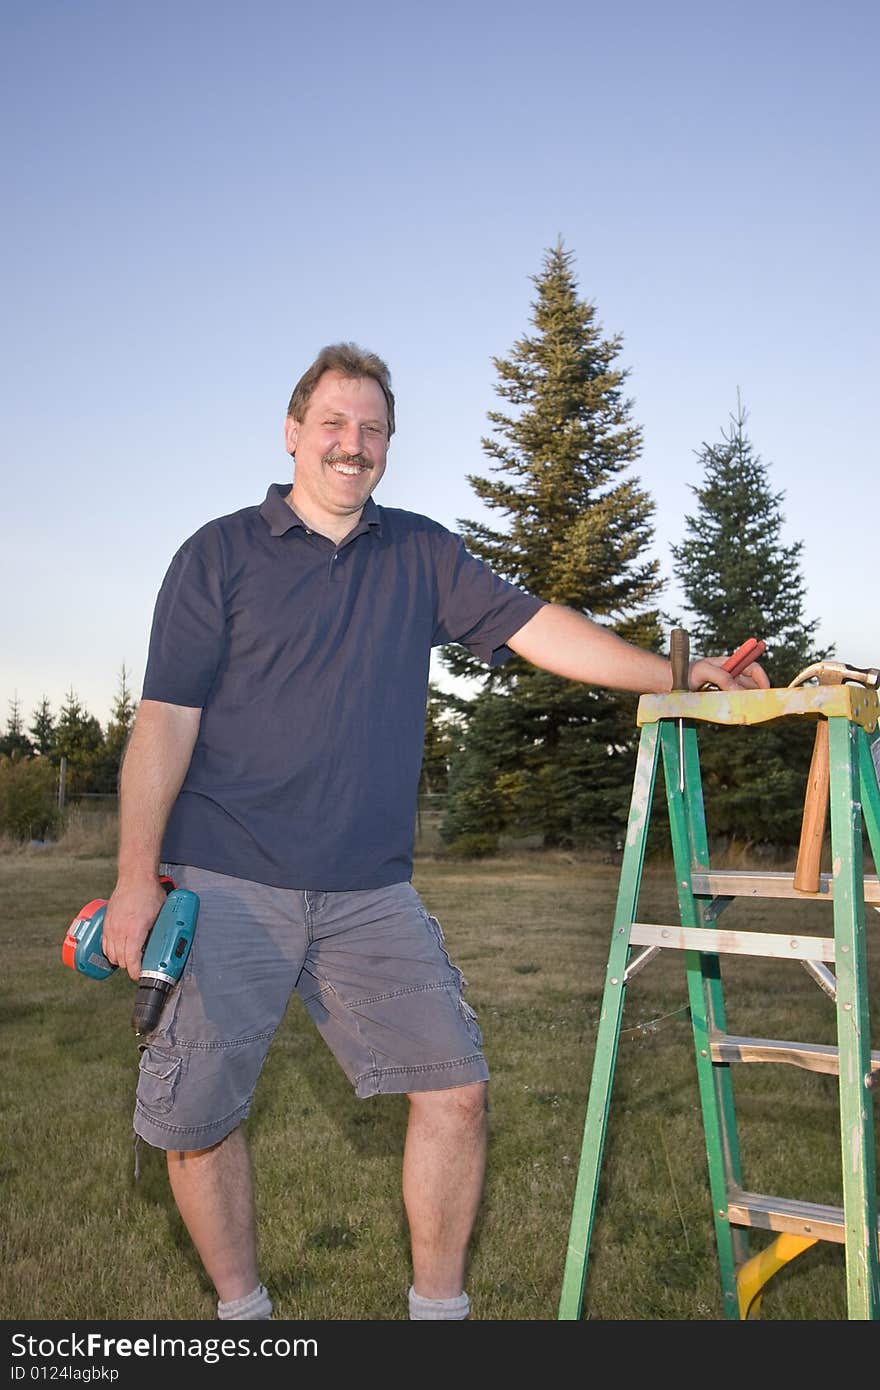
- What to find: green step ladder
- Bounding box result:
[558,679,880,1320]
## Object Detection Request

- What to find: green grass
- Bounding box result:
[1,848,877,1321]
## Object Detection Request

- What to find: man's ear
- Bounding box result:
[284,415,298,455]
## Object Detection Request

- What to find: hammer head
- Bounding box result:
[788,660,880,689]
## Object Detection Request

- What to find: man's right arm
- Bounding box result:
[102,699,202,982]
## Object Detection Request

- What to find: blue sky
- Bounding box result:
[2,0,877,728]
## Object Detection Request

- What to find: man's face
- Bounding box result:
[284,370,389,529]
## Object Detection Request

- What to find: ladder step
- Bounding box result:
[629,922,835,961]
[691,870,880,903]
[727,1188,880,1250]
[710,1032,880,1078]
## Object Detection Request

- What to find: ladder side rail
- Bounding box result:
[859,728,880,885]
[557,721,662,1319]
[660,719,745,1315]
[828,716,880,1318]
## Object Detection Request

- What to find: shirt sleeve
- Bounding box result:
[141,525,227,707]
[432,530,547,666]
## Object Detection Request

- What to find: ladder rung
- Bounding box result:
[726,1188,880,1249]
[709,1032,880,1077]
[691,870,880,903]
[629,922,835,961]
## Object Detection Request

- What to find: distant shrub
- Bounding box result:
[0,757,60,841]
[443,832,499,860]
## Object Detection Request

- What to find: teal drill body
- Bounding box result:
[62,887,199,1034]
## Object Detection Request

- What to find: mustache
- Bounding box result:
[323,450,369,468]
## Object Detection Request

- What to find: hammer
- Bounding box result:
[789,660,880,893]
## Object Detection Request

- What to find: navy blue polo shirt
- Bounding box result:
[142,482,546,889]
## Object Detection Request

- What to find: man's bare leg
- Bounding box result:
[403,1081,488,1299]
[166,1125,259,1303]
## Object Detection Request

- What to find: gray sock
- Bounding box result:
[217,1283,273,1320]
[408,1286,470,1320]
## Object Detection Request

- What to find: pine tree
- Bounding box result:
[28,696,55,755]
[52,687,105,795]
[671,397,830,845]
[419,683,456,798]
[101,664,138,791]
[671,395,826,683]
[440,688,527,855]
[441,241,664,847]
[0,694,34,760]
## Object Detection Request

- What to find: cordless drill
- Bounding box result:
[62,877,199,1035]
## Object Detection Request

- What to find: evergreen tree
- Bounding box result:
[419,683,456,798]
[28,696,55,755]
[440,688,526,855]
[0,694,34,760]
[671,395,826,682]
[52,687,105,795]
[101,664,138,791]
[671,398,830,845]
[442,241,664,847]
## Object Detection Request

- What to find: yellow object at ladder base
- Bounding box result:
[737,1233,819,1319]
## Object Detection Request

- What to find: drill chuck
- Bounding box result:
[131,979,175,1035]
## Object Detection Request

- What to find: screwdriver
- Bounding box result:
[670,627,690,792]
[699,637,767,689]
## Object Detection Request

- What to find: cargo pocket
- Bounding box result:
[137,1046,182,1117]
[420,909,470,987]
[457,995,484,1049]
[420,908,484,1050]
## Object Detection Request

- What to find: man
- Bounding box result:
[103,342,768,1322]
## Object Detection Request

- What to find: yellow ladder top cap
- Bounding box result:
[637,684,879,731]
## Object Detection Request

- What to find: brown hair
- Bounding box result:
[286,342,396,438]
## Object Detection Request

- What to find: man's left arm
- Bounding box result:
[507,604,769,692]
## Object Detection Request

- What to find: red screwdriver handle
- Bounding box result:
[699,637,766,691]
[723,637,766,679]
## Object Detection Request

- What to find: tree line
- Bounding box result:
[0,669,136,839]
[3,240,827,853]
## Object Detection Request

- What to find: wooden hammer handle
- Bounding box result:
[670,628,690,690]
[793,719,830,893]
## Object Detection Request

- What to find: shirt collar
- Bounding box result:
[260,483,383,539]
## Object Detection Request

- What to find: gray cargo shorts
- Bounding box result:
[134,865,489,1151]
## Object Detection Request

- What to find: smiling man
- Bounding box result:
[102,342,768,1322]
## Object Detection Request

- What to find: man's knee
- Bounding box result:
[166,1126,243,1164]
[407,1081,488,1128]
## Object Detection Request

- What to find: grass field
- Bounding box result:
[2,841,878,1322]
